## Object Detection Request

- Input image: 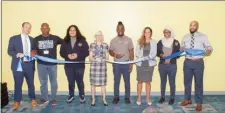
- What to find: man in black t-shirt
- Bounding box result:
[32,23,63,106]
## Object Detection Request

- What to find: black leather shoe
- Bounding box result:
[104,103,108,106]
[91,103,95,106]
[168,99,175,105]
[112,97,120,104]
[125,98,131,104]
[103,100,108,106]
[158,97,165,104]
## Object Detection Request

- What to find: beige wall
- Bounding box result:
[2,1,225,93]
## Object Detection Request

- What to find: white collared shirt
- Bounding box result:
[21,33,31,61]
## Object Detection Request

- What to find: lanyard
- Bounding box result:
[96,44,103,52]
[95,43,104,57]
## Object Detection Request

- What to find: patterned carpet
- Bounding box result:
[2,95,225,113]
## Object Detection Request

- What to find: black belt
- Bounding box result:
[185,58,203,61]
[163,62,171,64]
[23,61,29,63]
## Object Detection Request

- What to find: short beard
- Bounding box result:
[42,33,49,37]
[118,34,124,37]
[190,29,197,34]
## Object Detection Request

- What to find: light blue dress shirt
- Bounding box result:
[181,32,213,59]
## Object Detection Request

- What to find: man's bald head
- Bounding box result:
[41,23,50,36]
[41,23,49,27]
[189,20,199,34]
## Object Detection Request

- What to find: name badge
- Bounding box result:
[43,50,49,55]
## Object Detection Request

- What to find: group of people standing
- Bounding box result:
[8,20,212,112]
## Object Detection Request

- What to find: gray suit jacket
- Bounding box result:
[135,39,157,67]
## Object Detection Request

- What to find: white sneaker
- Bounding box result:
[147,101,152,105]
[39,101,49,107]
[67,96,74,103]
[136,101,141,105]
[80,95,86,103]
[80,97,86,103]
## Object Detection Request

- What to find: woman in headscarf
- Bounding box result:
[157,26,180,105]
[89,31,109,106]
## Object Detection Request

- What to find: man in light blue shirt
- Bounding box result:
[180,20,213,112]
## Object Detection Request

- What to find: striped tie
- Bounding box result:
[24,36,29,56]
[190,34,194,49]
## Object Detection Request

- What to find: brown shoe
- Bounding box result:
[51,100,57,106]
[180,100,192,106]
[12,102,20,110]
[31,99,38,107]
[196,104,202,111]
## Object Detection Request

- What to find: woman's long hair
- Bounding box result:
[64,25,86,43]
[138,27,152,48]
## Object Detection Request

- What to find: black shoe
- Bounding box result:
[67,95,74,103]
[112,97,120,104]
[104,103,108,106]
[125,98,131,104]
[80,95,86,104]
[168,99,175,105]
[158,97,165,104]
[91,103,95,106]
[103,100,108,106]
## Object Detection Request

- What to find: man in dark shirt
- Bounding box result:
[32,23,63,106]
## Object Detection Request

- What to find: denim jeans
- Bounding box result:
[37,63,58,101]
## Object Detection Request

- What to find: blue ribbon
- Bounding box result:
[16,59,23,71]
[162,49,206,60]
[35,55,91,64]
[17,55,156,72]
[162,50,185,60]
[16,49,206,72]
[185,49,206,56]
[105,57,156,64]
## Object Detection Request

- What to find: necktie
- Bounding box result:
[190,34,194,49]
[24,36,29,56]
